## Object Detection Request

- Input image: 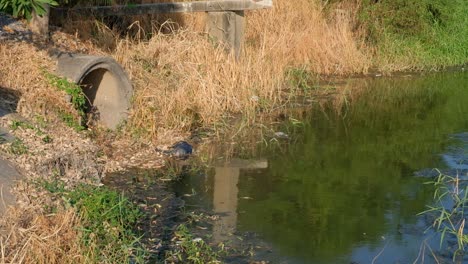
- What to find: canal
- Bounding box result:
[174,70,468,263]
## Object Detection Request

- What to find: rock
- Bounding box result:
[161,141,193,159]
[0,12,32,41]
[0,157,23,215]
[274,131,289,139]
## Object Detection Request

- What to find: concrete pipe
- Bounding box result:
[56,54,132,129]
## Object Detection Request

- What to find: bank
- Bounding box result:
[0,0,467,263]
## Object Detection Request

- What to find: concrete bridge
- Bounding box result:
[32,0,273,129]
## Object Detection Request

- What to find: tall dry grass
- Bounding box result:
[3,1,372,140]
[108,0,370,139]
[0,208,84,264]
[0,42,81,122]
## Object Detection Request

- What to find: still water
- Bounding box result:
[175,71,468,263]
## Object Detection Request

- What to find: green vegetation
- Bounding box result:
[420,172,468,259]
[58,110,85,131]
[66,184,145,263]
[8,138,28,155]
[45,72,87,118]
[10,120,34,130]
[41,178,146,263]
[44,72,87,130]
[358,0,468,70]
[10,119,53,142]
[0,0,57,20]
[165,224,221,264]
[285,67,318,93]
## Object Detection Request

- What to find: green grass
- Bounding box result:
[9,138,28,155]
[66,184,146,263]
[165,224,221,264]
[285,66,318,93]
[419,172,468,260]
[44,72,88,129]
[59,111,85,131]
[44,73,87,117]
[359,0,468,71]
[40,179,146,263]
[10,120,34,131]
[10,119,53,142]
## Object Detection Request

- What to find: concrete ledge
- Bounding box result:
[0,157,22,215]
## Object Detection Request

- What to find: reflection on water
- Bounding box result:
[212,159,268,243]
[177,71,468,263]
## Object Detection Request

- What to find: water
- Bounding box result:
[175,71,468,263]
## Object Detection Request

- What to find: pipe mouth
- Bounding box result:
[56,54,132,130]
[79,68,129,129]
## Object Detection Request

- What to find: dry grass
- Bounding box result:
[1,1,372,141]
[245,0,370,75]
[102,0,370,139]
[0,208,84,264]
[0,42,81,122]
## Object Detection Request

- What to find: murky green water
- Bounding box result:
[176,71,468,263]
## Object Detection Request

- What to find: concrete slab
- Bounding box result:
[0,156,22,215]
[0,126,15,143]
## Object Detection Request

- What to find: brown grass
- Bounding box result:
[2,0,372,140]
[0,208,84,264]
[102,0,370,139]
[0,42,82,123]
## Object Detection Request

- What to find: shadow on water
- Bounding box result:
[103,169,186,261]
[174,71,468,263]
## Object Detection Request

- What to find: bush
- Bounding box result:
[357,0,468,70]
[0,0,57,20]
[359,0,458,39]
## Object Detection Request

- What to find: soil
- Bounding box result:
[0,13,199,259]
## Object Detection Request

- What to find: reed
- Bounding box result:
[107,0,370,139]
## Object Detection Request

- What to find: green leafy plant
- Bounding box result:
[0,0,58,20]
[45,72,87,118]
[9,138,28,155]
[419,172,468,259]
[10,119,52,142]
[59,111,85,131]
[64,184,145,262]
[44,72,88,130]
[286,67,317,92]
[165,224,221,264]
[40,179,146,263]
[10,120,33,130]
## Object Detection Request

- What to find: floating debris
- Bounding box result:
[159,141,194,159]
[274,131,289,139]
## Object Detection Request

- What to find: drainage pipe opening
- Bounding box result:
[56,54,133,129]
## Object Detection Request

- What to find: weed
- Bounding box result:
[419,172,468,259]
[0,0,58,20]
[359,0,468,71]
[45,72,87,115]
[34,178,147,263]
[59,111,85,131]
[42,134,53,143]
[44,72,88,128]
[165,224,221,264]
[64,184,146,263]
[40,175,66,194]
[286,67,318,92]
[10,119,52,141]
[10,120,33,130]
[9,138,28,155]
